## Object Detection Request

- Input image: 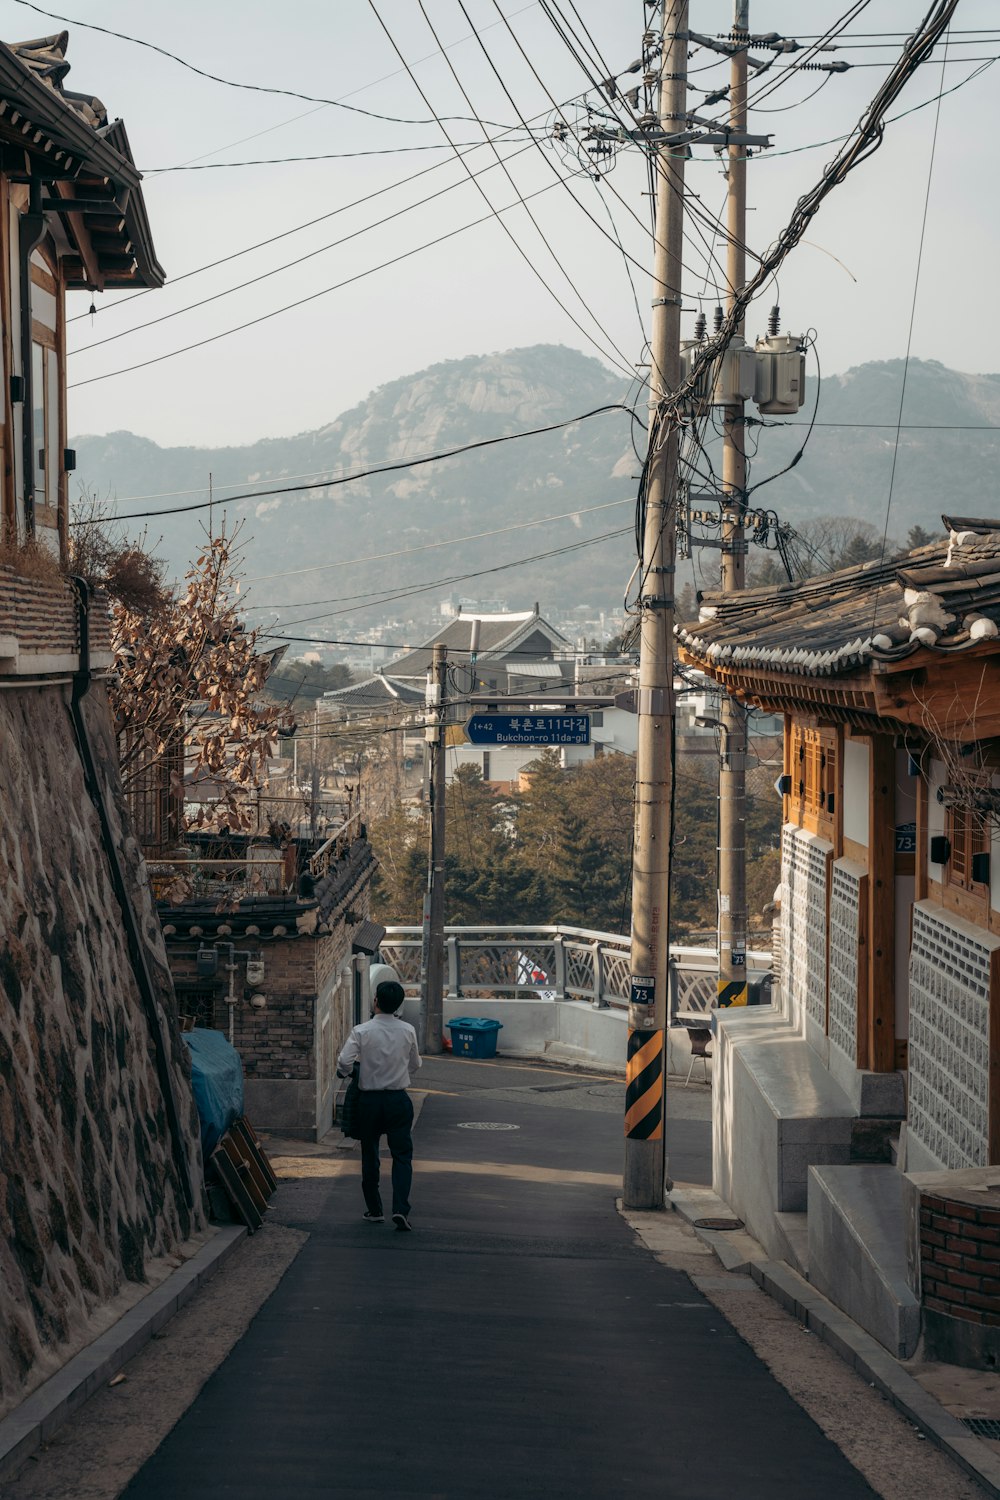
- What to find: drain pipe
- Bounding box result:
[68,578,195,1211]
[19,178,45,536]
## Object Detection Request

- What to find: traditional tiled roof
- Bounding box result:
[323,675,425,711]
[677,517,1000,679]
[387,609,572,679]
[0,32,164,288]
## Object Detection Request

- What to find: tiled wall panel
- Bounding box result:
[829,860,864,1065]
[908,904,993,1169]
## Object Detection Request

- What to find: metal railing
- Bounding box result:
[381,925,772,1015]
[147,854,286,901]
[309,809,363,878]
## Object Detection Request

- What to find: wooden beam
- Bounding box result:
[867,733,896,1072]
[991,946,1000,1164]
[915,767,929,904]
[53,180,102,292]
[0,173,14,539]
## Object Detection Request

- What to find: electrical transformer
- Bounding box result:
[679,337,712,417]
[754,333,806,414]
[713,335,757,405]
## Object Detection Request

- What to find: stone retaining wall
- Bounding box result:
[0,683,202,1419]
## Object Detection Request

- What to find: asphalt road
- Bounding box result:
[121,1056,876,1500]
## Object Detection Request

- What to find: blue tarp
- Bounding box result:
[182,1027,244,1158]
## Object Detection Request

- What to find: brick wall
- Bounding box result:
[918,1187,1000,1366]
[0,565,111,660]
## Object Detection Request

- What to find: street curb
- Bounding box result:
[747,1258,1000,1498]
[0,1225,247,1482]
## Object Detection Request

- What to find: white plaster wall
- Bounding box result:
[397,997,706,1079]
[843,738,869,847]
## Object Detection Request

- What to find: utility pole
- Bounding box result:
[310,706,320,841]
[420,642,447,1055]
[623,0,688,1210]
[717,0,750,1009]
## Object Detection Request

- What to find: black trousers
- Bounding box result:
[358,1089,414,1218]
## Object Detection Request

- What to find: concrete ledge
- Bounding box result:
[751,1258,1000,1500]
[0,1226,246,1481]
[808,1165,919,1359]
[669,1184,767,1275]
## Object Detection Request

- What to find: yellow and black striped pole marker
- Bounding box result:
[625,1028,664,1140]
[717,978,748,1008]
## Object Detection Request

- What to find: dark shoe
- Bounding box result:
[392,1213,412,1232]
[364,1211,384,1223]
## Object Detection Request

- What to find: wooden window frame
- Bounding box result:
[790,722,838,840]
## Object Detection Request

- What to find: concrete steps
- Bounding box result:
[773,1211,809,1278]
[807,1164,920,1359]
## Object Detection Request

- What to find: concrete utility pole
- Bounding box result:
[623,0,688,1210]
[420,642,447,1054]
[310,706,320,842]
[717,0,750,1009]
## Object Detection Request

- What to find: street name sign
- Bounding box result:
[464,712,591,746]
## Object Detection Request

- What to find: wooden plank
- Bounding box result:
[914,769,929,903]
[55,259,66,561]
[868,733,896,1072]
[0,174,13,537]
[232,1116,278,1192]
[220,1134,269,1210]
[991,947,1000,1165]
[834,724,845,857]
[29,262,56,295]
[209,1148,263,1232]
[53,180,103,291]
[30,317,55,349]
[856,871,870,1071]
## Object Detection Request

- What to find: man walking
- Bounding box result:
[337,979,421,1231]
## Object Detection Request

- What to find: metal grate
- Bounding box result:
[961,1419,1000,1440]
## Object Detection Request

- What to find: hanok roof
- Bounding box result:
[677,517,1000,681]
[323,674,425,713]
[387,609,572,680]
[0,32,164,289]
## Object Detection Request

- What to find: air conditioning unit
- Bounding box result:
[754,333,806,414]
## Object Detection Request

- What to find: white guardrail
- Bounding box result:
[381,925,773,1016]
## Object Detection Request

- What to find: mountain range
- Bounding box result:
[71,345,1000,633]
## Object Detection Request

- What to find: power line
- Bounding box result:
[242,497,632,586]
[69,403,637,524]
[10,0,514,129]
[70,141,536,357]
[141,140,533,173]
[873,24,950,620]
[66,165,614,390]
[269,526,632,631]
[367,0,638,382]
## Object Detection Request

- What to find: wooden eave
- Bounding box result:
[679,640,1000,744]
[0,45,164,289]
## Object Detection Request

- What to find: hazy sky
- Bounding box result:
[11,0,995,450]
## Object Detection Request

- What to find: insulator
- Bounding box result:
[767,304,780,337]
[713,304,724,334]
[694,311,707,342]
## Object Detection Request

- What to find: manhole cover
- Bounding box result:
[692,1217,745,1232]
[962,1418,1000,1440]
[456,1122,520,1131]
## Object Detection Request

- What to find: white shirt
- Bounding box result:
[337,1013,421,1092]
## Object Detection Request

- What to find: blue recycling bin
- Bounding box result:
[447,1017,503,1059]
